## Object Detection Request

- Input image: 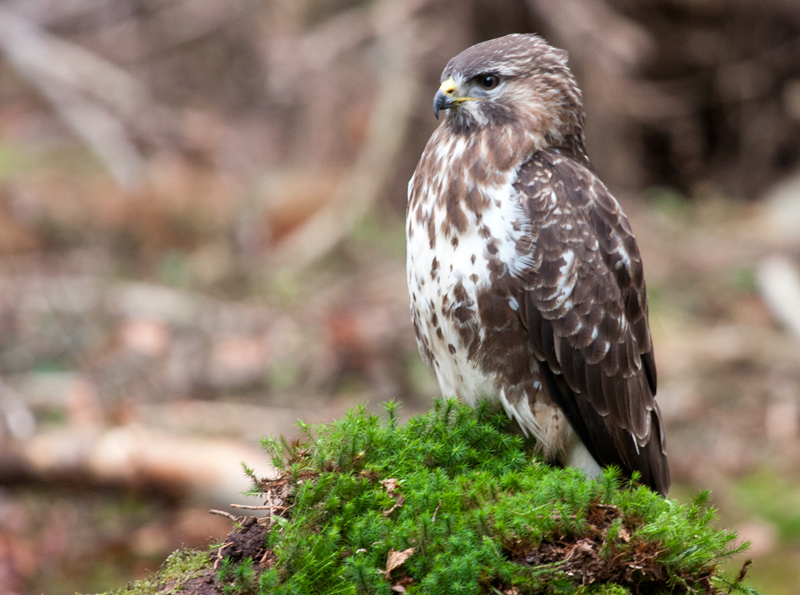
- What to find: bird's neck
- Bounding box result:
[544,130,592,169]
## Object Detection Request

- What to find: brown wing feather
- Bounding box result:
[515,150,669,495]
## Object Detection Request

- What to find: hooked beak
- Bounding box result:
[433,77,480,119]
[433,78,458,119]
[433,77,478,120]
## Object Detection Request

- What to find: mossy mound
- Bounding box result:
[112,399,757,595]
[244,399,754,594]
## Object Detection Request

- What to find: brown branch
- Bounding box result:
[210,509,240,522]
[0,7,148,189]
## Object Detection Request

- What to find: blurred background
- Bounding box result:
[0,0,798,593]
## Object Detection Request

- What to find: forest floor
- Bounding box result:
[0,151,799,594]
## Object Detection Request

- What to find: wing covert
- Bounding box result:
[514,150,669,495]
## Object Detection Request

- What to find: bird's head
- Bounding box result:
[433,34,587,159]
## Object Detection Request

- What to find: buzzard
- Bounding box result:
[406,34,669,495]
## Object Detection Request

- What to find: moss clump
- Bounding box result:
[110,549,211,595]
[240,399,755,595]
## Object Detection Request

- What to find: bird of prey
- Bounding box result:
[406,34,669,495]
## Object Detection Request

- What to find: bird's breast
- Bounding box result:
[406,156,578,461]
[407,169,534,401]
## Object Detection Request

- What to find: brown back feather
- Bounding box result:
[515,150,669,495]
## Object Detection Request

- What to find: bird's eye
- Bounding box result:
[479,75,499,90]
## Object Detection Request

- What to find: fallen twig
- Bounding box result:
[209,509,240,522]
[229,503,290,511]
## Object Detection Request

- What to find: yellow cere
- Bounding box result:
[438,78,479,104]
[439,78,457,95]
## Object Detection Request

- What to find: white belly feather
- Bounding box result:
[407,178,526,400]
[407,171,600,476]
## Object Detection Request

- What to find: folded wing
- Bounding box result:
[514,150,669,495]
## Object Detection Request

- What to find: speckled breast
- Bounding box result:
[406,154,575,460]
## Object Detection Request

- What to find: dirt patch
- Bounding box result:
[162,517,271,595]
[499,503,718,595]
[218,517,269,566]
[165,570,221,595]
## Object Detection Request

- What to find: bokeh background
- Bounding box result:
[0,0,799,593]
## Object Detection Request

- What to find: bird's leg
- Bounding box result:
[564,441,602,479]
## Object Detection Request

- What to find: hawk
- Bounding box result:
[406,34,669,495]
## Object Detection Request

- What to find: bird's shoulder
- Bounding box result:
[513,151,654,395]
[512,150,648,341]
[511,148,654,382]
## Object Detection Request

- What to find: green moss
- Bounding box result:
[218,557,258,594]
[107,549,210,595]
[252,399,756,594]
[98,400,758,595]
[161,550,211,582]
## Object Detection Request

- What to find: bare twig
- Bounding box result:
[431,498,442,523]
[264,4,374,101]
[209,509,240,522]
[268,0,425,267]
[5,0,117,28]
[214,541,233,570]
[265,488,275,526]
[0,7,147,189]
[230,503,290,511]
[528,0,655,75]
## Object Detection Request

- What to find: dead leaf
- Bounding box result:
[382,494,405,517]
[380,477,399,496]
[381,478,404,516]
[384,547,414,579]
